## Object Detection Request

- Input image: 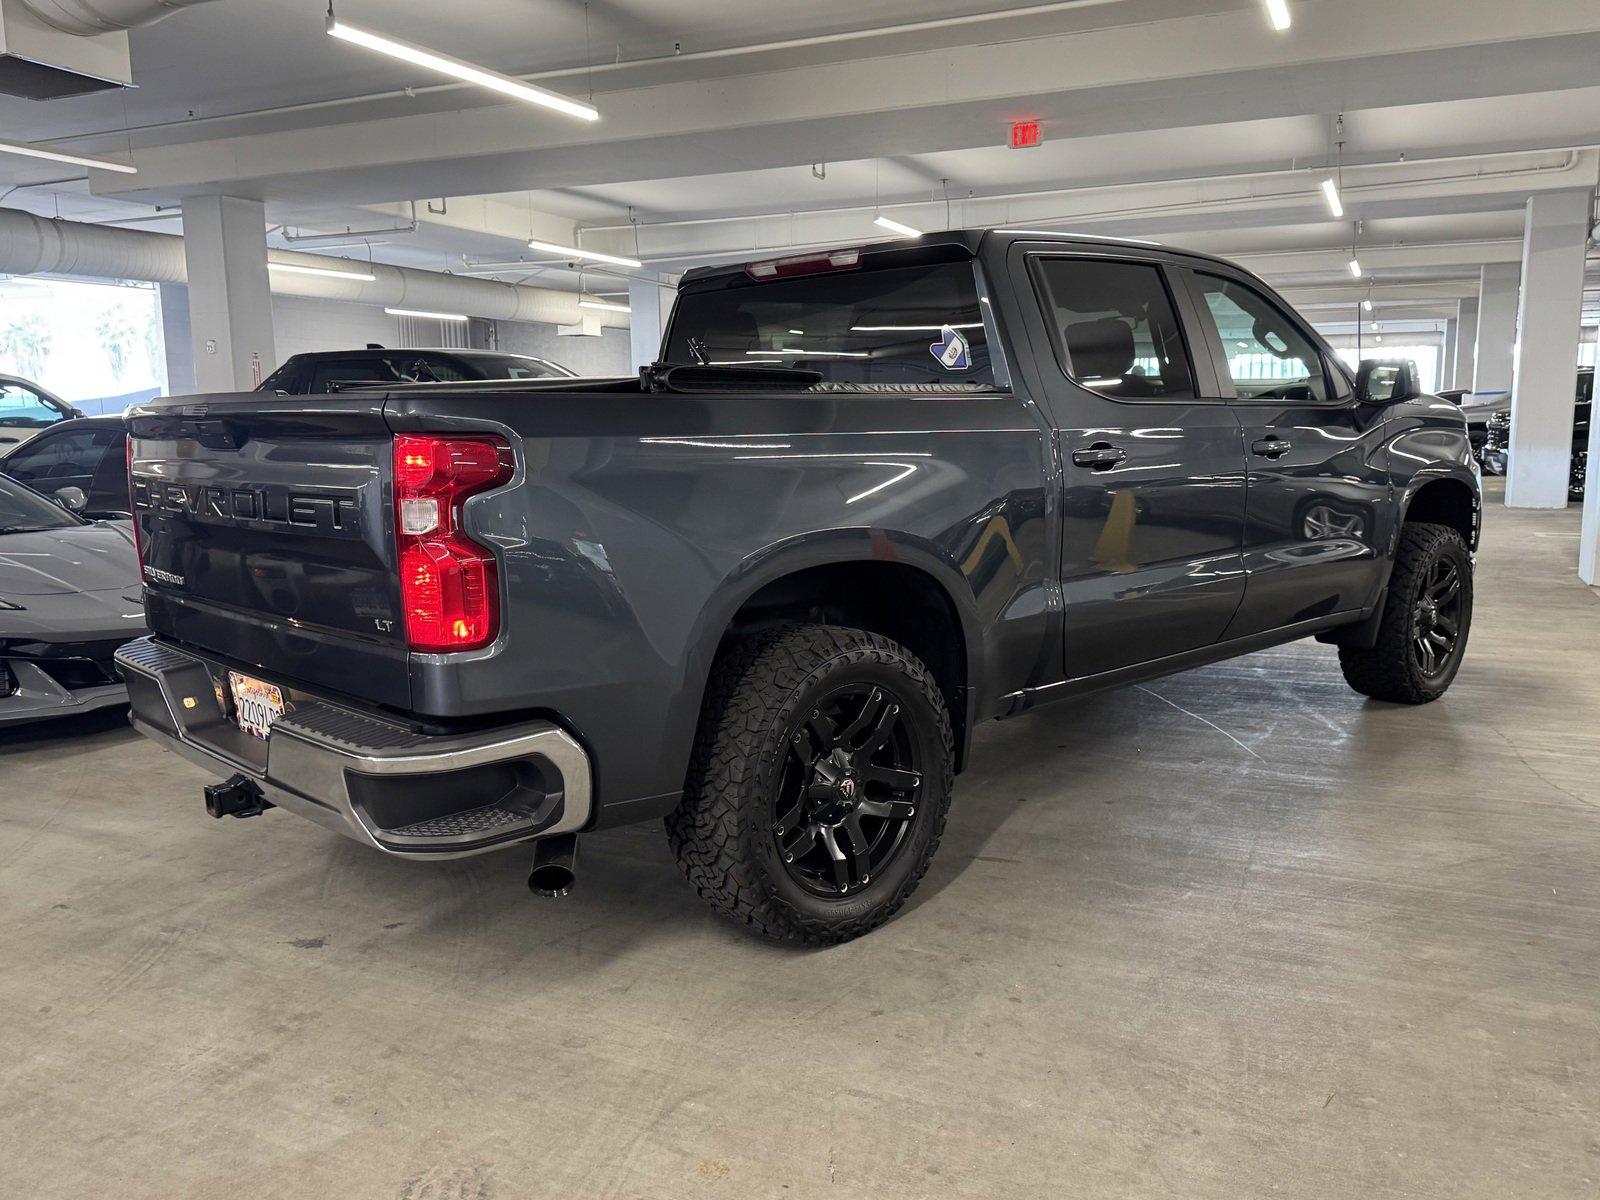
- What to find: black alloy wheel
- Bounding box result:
[1411,556,1464,679]
[773,683,923,897]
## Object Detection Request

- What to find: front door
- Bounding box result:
[1181,269,1390,638]
[1015,249,1249,679]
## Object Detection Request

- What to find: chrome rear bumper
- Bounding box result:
[115,636,592,859]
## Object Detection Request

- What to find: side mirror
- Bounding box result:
[53,486,88,513]
[1356,358,1418,405]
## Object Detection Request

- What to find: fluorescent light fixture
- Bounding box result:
[385,307,469,322]
[326,15,598,121]
[1320,178,1343,218]
[873,215,923,238]
[0,138,136,175]
[1362,298,1374,312]
[1348,258,1363,278]
[1263,0,1292,30]
[269,261,377,282]
[579,297,631,313]
[788,329,805,335]
[526,238,642,269]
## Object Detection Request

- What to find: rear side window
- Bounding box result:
[1032,258,1195,399]
[665,261,994,386]
[1193,274,1328,402]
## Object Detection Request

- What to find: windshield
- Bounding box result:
[0,473,81,533]
[664,260,996,386]
[451,353,576,380]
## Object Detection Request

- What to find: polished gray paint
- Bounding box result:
[0,520,145,724]
[125,230,1481,829]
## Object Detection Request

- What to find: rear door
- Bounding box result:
[1179,267,1390,638]
[1010,245,1249,679]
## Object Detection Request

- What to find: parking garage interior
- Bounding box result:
[2,2,1599,1197]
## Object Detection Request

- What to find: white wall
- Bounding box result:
[496,321,632,377]
[272,295,399,364]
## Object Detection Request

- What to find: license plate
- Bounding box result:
[228,671,284,740]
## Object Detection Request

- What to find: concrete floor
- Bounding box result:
[3,480,1598,1199]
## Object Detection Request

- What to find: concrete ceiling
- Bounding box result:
[0,0,1597,326]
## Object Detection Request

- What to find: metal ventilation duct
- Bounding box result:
[0,0,218,99]
[0,209,629,329]
[16,0,214,36]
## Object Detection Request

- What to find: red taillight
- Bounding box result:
[125,434,144,570]
[393,434,513,652]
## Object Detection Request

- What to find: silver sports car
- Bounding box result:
[0,473,145,726]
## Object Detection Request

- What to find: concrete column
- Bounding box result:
[1505,189,1590,510]
[157,283,196,396]
[628,277,675,371]
[1441,313,1459,391]
[181,195,275,393]
[1474,263,1518,406]
[1455,298,1479,395]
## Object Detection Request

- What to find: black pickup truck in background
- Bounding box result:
[117,230,1481,945]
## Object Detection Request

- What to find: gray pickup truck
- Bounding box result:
[118,230,1480,944]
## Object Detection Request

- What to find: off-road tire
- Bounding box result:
[666,624,954,945]
[1339,521,1473,704]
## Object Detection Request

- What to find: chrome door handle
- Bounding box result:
[1072,443,1128,470]
[1251,438,1292,458]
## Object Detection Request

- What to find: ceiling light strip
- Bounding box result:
[385,307,469,322]
[270,261,377,282]
[326,16,598,121]
[525,239,643,269]
[872,215,923,238]
[0,139,136,175]
[578,298,631,313]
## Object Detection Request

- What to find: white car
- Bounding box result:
[0,374,83,451]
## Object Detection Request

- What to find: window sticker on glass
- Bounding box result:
[930,325,971,371]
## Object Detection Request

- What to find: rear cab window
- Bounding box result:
[664,257,997,386]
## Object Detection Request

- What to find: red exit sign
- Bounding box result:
[1009,120,1042,149]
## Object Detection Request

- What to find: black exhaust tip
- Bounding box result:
[528,833,578,897]
[204,774,272,819]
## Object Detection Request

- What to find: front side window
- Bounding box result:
[665,260,995,386]
[1032,258,1195,399]
[1194,275,1328,402]
[0,384,65,429]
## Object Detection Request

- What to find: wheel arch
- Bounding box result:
[1401,472,1481,551]
[681,532,986,774]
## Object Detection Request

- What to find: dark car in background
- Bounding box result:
[0,472,144,726]
[259,348,576,394]
[0,414,130,521]
[1482,368,1592,497]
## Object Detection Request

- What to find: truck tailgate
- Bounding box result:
[127,395,411,710]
